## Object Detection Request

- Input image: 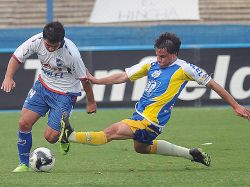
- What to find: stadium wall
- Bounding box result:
[0,25,249,109]
[1,25,250,50]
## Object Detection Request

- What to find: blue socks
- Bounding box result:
[17,130,32,166]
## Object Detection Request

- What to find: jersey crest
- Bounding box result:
[151,70,161,78]
[56,58,64,67]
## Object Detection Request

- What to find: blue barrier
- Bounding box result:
[0,25,250,52]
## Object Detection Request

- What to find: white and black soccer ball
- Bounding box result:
[29,147,55,172]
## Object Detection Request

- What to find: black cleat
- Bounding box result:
[190,148,211,167]
[59,112,73,155]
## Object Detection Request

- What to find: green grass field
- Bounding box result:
[0,107,249,187]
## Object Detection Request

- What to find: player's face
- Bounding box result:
[43,39,61,52]
[155,48,177,68]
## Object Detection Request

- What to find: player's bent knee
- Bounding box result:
[18,118,32,131]
[104,127,117,141]
[44,135,58,144]
[44,129,60,144]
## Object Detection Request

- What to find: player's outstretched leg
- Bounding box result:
[149,140,211,167]
[189,148,211,167]
[59,112,73,155]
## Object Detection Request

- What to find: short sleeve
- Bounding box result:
[182,63,211,85]
[13,33,42,63]
[125,59,152,81]
[71,51,87,80]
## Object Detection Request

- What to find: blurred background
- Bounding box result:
[0,0,249,109]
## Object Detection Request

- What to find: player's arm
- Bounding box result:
[206,79,250,120]
[1,34,39,93]
[87,71,129,85]
[1,56,21,92]
[81,79,97,114]
[87,59,150,85]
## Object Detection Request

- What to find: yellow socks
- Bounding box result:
[74,131,107,145]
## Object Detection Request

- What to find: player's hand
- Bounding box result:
[1,78,16,92]
[86,101,97,114]
[86,70,97,84]
[234,104,250,121]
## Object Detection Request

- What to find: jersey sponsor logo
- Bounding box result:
[189,63,203,77]
[42,63,51,68]
[144,80,161,97]
[41,67,64,78]
[189,63,210,84]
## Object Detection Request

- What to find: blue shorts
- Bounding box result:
[23,81,77,132]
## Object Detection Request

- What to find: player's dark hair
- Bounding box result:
[154,32,181,55]
[43,21,65,43]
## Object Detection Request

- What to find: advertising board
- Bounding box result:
[0,48,249,109]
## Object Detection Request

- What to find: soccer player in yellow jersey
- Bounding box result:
[60,32,250,166]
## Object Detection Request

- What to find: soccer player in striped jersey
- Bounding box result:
[1,21,97,172]
[59,32,250,167]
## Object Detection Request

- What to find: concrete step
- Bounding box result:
[55,17,89,22]
[200,0,250,3]
[55,11,90,17]
[200,9,250,13]
[201,4,250,8]
[55,2,94,7]
[12,18,45,24]
[54,7,92,13]
[203,14,250,20]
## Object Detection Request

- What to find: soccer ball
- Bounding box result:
[29,147,55,172]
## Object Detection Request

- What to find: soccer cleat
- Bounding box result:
[59,112,73,155]
[189,148,211,167]
[12,163,30,173]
